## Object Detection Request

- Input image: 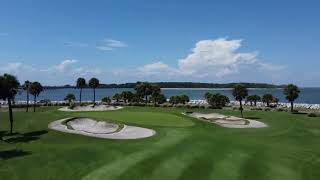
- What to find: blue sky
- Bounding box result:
[0,0,320,86]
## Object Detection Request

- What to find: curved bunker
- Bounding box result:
[58,105,123,112]
[48,118,156,139]
[185,112,268,128]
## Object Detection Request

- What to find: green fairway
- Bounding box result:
[1,107,320,180]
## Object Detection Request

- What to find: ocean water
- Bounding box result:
[13,88,320,104]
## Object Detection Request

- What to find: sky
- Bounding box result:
[0,0,320,86]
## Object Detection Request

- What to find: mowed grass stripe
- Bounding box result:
[148,141,219,180]
[208,150,249,180]
[82,132,191,180]
[116,137,206,180]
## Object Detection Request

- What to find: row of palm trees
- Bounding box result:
[232,84,300,117]
[76,77,99,105]
[0,74,43,135]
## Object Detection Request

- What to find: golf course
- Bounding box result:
[1,106,320,180]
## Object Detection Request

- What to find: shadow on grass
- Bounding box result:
[245,117,261,120]
[2,130,48,143]
[292,112,308,115]
[0,149,31,160]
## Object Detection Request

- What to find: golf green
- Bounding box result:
[1,106,320,180]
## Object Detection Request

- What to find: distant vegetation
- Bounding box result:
[41,82,285,89]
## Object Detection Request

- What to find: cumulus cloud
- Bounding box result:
[0,60,104,85]
[177,38,257,77]
[96,39,127,51]
[63,42,88,48]
[137,38,285,81]
[0,38,287,84]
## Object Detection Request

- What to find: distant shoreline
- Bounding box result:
[26,82,285,89]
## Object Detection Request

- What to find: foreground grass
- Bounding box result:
[1,106,320,180]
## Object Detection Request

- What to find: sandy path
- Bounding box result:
[48,118,156,139]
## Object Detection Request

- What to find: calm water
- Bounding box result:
[13,88,320,104]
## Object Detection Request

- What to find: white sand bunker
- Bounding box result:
[185,112,268,128]
[59,104,123,112]
[48,118,156,139]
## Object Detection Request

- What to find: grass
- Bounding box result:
[1,106,320,180]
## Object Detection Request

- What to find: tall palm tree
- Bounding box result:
[232,84,248,118]
[134,82,153,104]
[88,78,99,107]
[284,84,300,112]
[23,80,31,112]
[1,74,20,135]
[76,78,86,105]
[29,82,43,112]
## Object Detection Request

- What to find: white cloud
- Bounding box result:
[0,60,104,85]
[133,38,286,82]
[0,38,288,85]
[96,39,127,51]
[64,42,88,48]
[52,59,78,72]
[177,38,257,77]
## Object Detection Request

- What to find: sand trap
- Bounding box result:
[48,118,156,139]
[185,112,267,128]
[59,105,123,112]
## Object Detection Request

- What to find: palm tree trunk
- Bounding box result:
[254,101,257,106]
[145,95,148,104]
[239,100,244,118]
[79,88,82,104]
[33,95,36,112]
[8,98,13,135]
[93,88,96,107]
[291,101,294,112]
[26,90,29,112]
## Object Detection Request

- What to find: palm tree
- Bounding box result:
[232,84,248,118]
[76,78,86,105]
[88,78,99,106]
[262,94,274,107]
[64,93,76,105]
[23,80,31,112]
[134,82,153,104]
[151,93,166,106]
[180,95,190,104]
[284,84,300,112]
[205,93,229,109]
[246,96,254,106]
[1,74,20,135]
[113,93,121,102]
[121,91,134,103]
[252,95,261,106]
[29,82,43,112]
[101,96,111,104]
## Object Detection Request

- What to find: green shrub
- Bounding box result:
[69,102,76,109]
[264,108,271,111]
[277,108,286,112]
[308,113,318,117]
[251,107,263,111]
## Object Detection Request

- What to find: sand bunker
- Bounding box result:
[185,112,267,128]
[48,118,156,139]
[59,105,123,112]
